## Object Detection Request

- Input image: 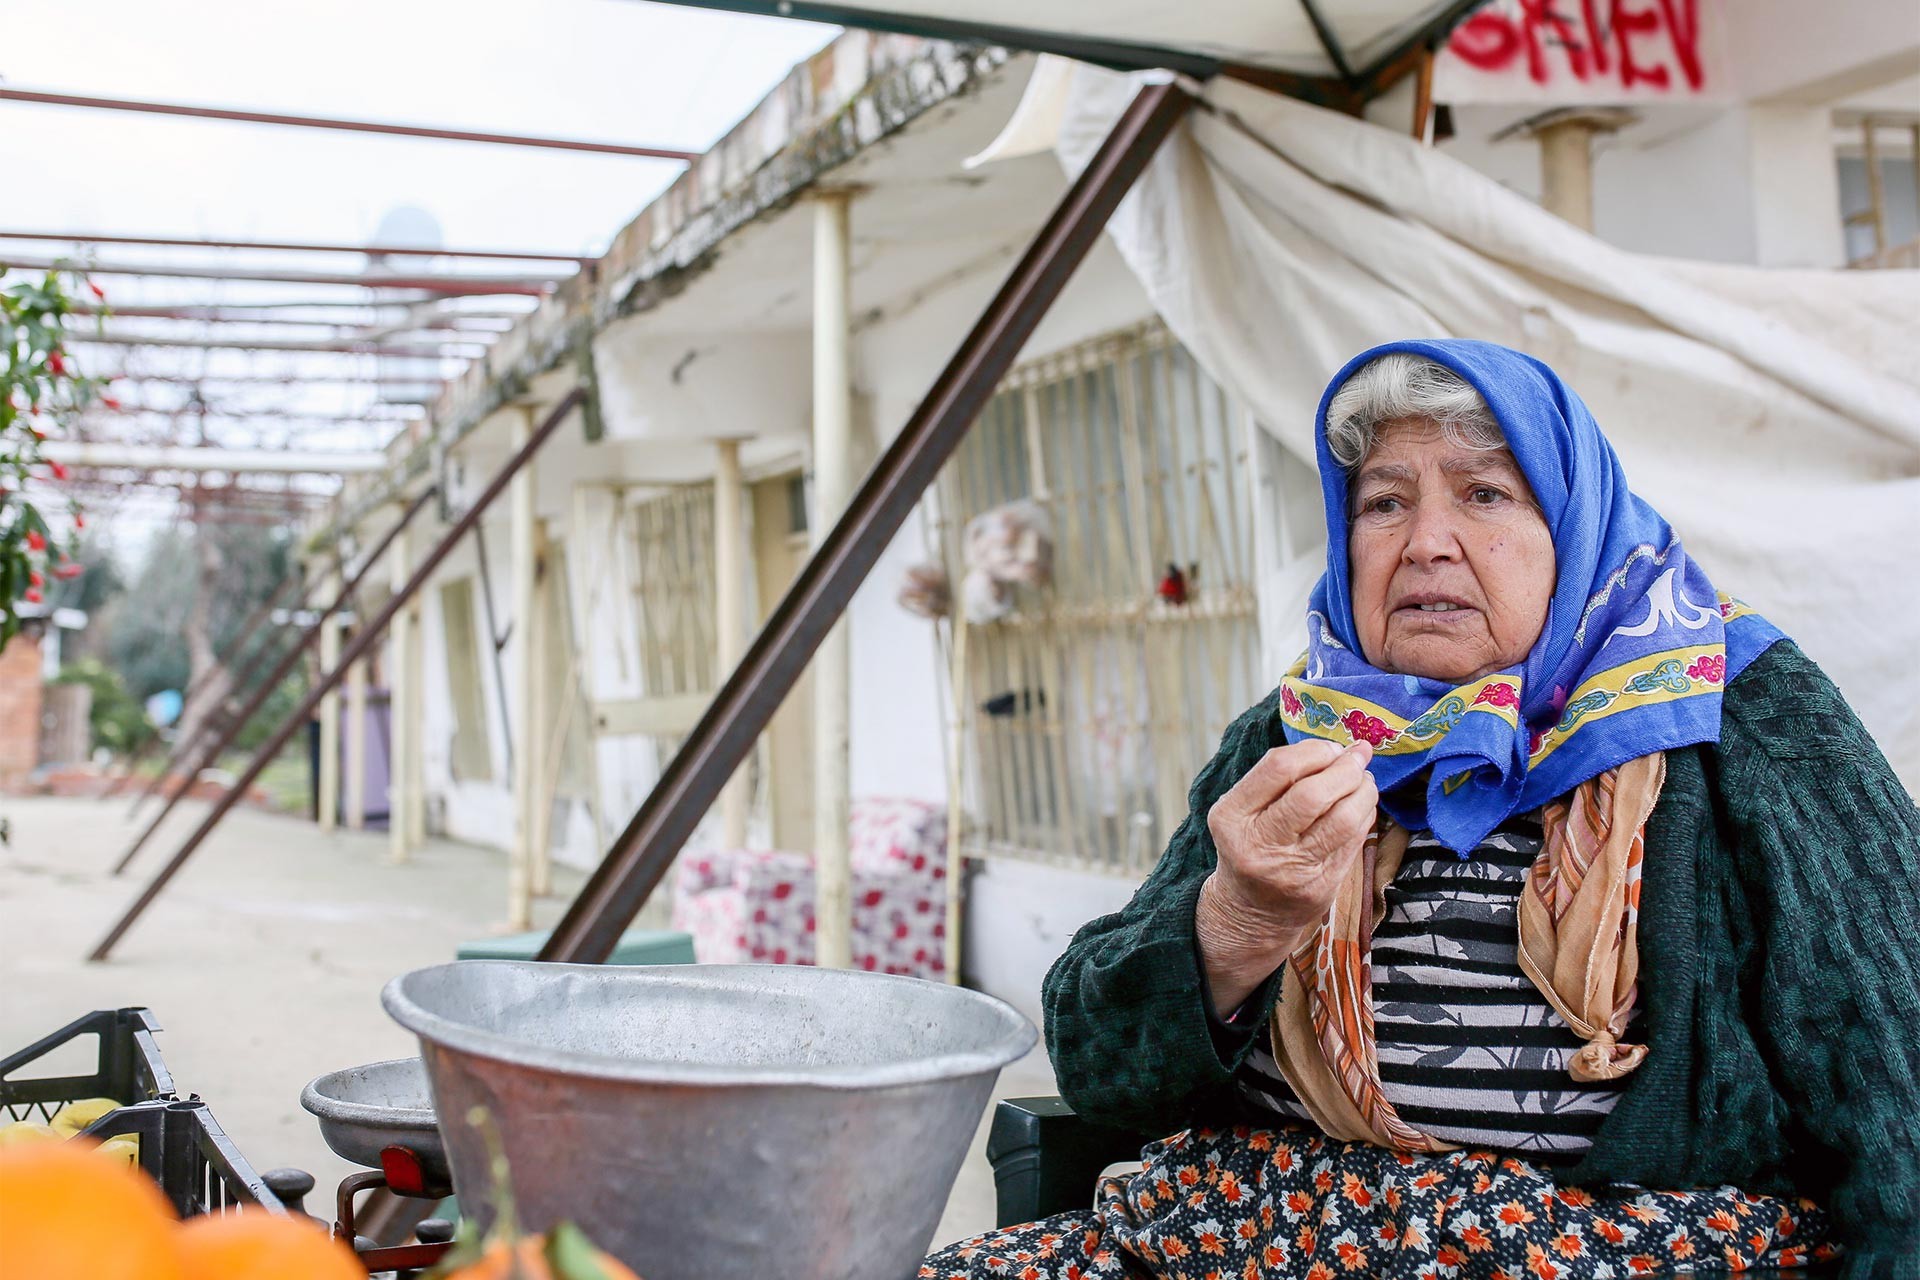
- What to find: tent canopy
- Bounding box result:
[646,1,1481,84]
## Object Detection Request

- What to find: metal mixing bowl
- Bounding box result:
[382,960,1036,1280]
[300,1056,450,1184]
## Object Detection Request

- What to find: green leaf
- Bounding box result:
[545,1221,622,1280]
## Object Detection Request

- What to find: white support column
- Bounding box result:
[1538,119,1597,231]
[404,588,427,851]
[811,189,855,971]
[508,406,538,930]
[316,570,343,833]
[1523,108,1633,233]
[715,439,750,851]
[388,516,415,864]
[528,518,555,897]
[343,646,368,832]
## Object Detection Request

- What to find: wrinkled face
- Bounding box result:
[1347,419,1556,684]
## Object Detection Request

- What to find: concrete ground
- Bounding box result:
[0,794,1053,1253]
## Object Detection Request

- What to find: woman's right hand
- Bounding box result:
[1193,738,1378,1015]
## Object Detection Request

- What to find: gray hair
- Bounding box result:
[1323,354,1504,469]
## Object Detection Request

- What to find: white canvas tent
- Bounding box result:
[654,1,1477,78]
[646,6,1920,789]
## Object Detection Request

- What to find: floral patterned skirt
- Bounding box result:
[923,1124,1837,1279]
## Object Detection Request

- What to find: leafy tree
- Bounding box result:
[102,524,295,703]
[52,658,153,754]
[0,267,101,648]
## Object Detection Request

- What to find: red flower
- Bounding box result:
[1341,708,1395,747]
[1473,681,1520,710]
[73,513,84,529]
[23,589,41,604]
[1281,685,1303,718]
[46,350,67,376]
[26,531,45,552]
[49,461,68,481]
[90,281,106,301]
[102,397,122,411]
[54,564,83,580]
[28,571,42,588]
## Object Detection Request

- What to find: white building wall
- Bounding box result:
[395,16,1911,989]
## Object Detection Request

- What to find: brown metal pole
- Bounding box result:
[106,574,304,801]
[90,388,585,961]
[108,375,453,388]
[0,228,593,264]
[75,332,491,358]
[0,254,554,294]
[105,491,432,877]
[536,80,1194,965]
[0,87,699,161]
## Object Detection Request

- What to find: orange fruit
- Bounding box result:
[175,1209,363,1280]
[441,1231,643,1280]
[0,1139,184,1280]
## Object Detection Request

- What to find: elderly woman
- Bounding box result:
[925,340,1919,1279]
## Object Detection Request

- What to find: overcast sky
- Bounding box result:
[6,0,834,251]
[2,0,836,545]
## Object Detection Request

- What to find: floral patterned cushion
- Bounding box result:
[670,798,950,980]
[848,797,947,875]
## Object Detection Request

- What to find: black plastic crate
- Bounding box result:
[0,1007,177,1122]
[1,1009,284,1217]
[88,1100,286,1218]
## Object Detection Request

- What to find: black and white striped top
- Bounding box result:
[1232,817,1638,1169]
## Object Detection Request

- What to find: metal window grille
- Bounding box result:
[934,321,1263,876]
[628,484,718,760]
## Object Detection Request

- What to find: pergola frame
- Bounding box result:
[84,1,1482,973]
[93,392,583,956]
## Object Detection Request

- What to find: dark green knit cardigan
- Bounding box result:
[1043,642,1920,1277]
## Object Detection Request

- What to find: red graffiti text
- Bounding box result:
[1448,0,1705,92]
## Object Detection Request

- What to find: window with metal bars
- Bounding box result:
[628,484,718,759]
[934,322,1265,876]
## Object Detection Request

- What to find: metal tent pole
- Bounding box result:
[90,388,584,961]
[535,79,1193,964]
[107,493,432,875]
[0,228,592,264]
[0,86,698,160]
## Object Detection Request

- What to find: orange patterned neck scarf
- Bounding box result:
[1266,754,1666,1153]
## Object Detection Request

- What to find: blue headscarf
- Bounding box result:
[1277,339,1784,854]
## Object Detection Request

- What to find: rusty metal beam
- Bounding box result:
[75,303,529,321]
[104,489,434,878]
[90,387,585,960]
[74,307,513,334]
[0,229,594,264]
[97,404,423,423]
[0,87,700,161]
[74,331,490,358]
[0,253,555,295]
[105,374,453,387]
[536,79,1195,964]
